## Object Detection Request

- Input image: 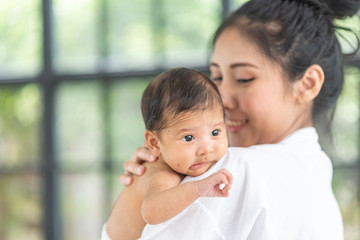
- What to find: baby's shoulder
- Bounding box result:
[144,160,177,176]
[142,160,183,185]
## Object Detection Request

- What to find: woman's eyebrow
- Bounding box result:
[209,62,258,68]
[230,62,258,69]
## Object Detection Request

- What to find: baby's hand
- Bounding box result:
[195,169,233,197]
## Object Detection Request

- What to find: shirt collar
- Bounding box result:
[279,127,319,146]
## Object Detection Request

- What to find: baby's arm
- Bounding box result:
[141,168,232,225]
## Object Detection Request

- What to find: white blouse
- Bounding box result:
[103,127,343,240]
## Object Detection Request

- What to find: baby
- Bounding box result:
[105,67,232,240]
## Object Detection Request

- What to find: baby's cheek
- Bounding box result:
[220,141,228,156]
[176,161,188,173]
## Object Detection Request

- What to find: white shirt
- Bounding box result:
[102,127,343,240]
[140,128,343,240]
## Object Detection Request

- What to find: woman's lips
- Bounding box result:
[225,119,247,133]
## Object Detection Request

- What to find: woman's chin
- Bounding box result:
[228,134,253,147]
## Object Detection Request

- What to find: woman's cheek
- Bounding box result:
[241,93,262,117]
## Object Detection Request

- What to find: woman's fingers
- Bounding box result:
[124,161,146,176]
[134,146,158,164]
[125,146,157,175]
[119,162,145,186]
[119,146,158,185]
[119,174,133,186]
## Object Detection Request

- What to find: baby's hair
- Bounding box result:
[213,0,360,130]
[141,67,224,131]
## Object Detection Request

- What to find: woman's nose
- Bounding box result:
[218,81,237,110]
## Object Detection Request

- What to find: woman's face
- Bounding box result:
[210,28,310,147]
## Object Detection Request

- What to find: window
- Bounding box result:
[0,0,359,239]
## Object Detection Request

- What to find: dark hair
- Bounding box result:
[213,0,360,130]
[141,67,224,131]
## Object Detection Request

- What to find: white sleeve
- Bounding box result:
[101,223,112,240]
[140,200,225,240]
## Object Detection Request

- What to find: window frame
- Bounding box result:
[0,0,359,239]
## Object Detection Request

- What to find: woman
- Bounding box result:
[104,0,360,239]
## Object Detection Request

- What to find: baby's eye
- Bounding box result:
[182,135,194,142]
[211,129,219,136]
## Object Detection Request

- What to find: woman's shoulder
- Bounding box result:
[225,127,323,166]
[225,145,282,167]
[227,145,276,157]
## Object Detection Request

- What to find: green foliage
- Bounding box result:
[0,84,41,168]
[0,0,41,76]
[332,67,360,164]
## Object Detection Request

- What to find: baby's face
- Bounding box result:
[157,106,228,177]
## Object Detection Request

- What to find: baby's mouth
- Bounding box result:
[190,160,213,170]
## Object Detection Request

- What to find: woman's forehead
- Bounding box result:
[212,28,263,64]
[211,27,287,77]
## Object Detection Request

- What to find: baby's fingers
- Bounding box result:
[221,182,232,192]
[216,170,232,195]
[217,183,230,197]
[218,168,233,185]
[218,181,231,191]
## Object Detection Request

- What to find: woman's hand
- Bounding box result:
[119,145,158,185]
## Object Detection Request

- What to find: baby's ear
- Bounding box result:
[295,64,324,103]
[144,130,161,157]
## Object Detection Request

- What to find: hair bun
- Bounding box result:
[301,0,360,18]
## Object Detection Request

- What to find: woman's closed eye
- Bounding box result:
[211,76,222,82]
[211,76,254,83]
[236,77,255,83]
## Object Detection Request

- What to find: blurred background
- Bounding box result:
[0,0,359,239]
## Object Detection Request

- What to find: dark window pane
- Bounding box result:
[0,174,43,240]
[109,78,150,168]
[0,84,41,168]
[60,173,104,240]
[0,0,41,78]
[55,81,104,169]
[333,168,360,240]
[53,0,99,73]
